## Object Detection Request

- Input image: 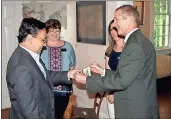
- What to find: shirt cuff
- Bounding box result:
[101,69,105,77]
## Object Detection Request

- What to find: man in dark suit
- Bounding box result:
[75,5,159,118]
[6,17,79,119]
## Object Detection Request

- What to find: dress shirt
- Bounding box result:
[19,45,47,78]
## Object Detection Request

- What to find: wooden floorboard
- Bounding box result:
[1,108,10,119]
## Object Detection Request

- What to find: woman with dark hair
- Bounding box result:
[105,19,124,119]
[41,19,76,119]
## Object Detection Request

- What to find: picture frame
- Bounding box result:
[22,3,67,28]
[76,1,106,45]
[134,1,144,25]
[22,3,67,40]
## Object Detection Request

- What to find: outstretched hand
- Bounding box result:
[89,62,104,75]
[68,69,82,79]
[74,72,87,84]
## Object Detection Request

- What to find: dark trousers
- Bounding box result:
[54,94,70,119]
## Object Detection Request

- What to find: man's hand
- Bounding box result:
[106,94,114,104]
[89,62,104,75]
[74,73,87,84]
[68,69,82,79]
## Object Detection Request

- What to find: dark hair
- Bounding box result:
[106,19,117,56]
[116,5,140,26]
[45,19,61,33]
[17,17,46,43]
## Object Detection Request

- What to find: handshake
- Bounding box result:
[68,62,105,84]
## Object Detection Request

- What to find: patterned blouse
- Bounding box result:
[41,41,76,96]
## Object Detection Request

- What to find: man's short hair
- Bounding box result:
[17,17,46,43]
[116,5,140,26]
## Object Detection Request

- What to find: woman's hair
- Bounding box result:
[17,17,45,43]
[106,19,117,56]
[106,19,125,56]
[45,19,61,33]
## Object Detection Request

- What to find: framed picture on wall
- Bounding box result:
[134,1,144,25]
[22,2,67,40]
[76,1,106,45]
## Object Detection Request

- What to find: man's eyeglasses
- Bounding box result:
[36,36,47,43]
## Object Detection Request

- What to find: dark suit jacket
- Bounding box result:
[86,30,159,118]
[6,46,72,119]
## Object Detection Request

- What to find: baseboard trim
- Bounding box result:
[1,108,10,110]
[1,108,10,119]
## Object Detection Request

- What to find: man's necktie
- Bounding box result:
[39,58,47,78]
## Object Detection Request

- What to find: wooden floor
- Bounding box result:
[1,108,9,119]
[157,76,171,119]
[2,76,171,119]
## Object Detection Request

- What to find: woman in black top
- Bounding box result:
[105,19,124,119]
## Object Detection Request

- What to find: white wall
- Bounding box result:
[2,1,23,109]
[169,1,171,48]
[66,1,77,45]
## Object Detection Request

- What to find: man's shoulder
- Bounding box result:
[8,47,21,63]
[7,47,26,75]
[8,46,31,68]
[125,32,155,57]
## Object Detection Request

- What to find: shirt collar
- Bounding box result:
[19,45,40,61]
[124,28,139,43]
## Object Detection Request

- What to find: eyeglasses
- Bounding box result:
[49,29,61,33]
[36,36,47,43]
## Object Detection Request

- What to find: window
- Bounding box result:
[154,0,170,49]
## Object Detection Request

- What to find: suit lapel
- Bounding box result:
[118,29,141,67]
[121,29,141,54]
[18,46,52,88]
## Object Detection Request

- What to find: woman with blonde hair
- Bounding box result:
[105,19,124,119]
